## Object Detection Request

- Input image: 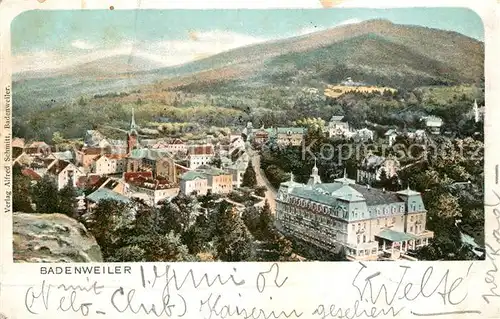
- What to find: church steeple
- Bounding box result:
[130,107,138,135]
[127,108,139,154]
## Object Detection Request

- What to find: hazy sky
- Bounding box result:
[11,8,484,73]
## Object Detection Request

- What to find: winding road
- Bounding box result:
[249,149,277,214]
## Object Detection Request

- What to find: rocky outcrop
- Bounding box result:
[13,212,103,263]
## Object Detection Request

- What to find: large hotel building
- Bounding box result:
[275,163,434,260]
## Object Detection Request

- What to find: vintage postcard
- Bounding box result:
[0,0,499,318]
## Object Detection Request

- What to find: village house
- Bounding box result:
[162,139,188,154]
[12,137,25,149]
[353,128,374,142]
[24,141,51,156]
[77,147,104,169]
[187,145,215,169]
[85,188,132,214]
[180,171,209,196]
[421,116,443,135]
[46,160,85,190]
[227,159,248,189]
[384,129,399,147]
[328,116,351,138]
[126,175,179,205]
[48,150,75,162]
[357,154,400,185]
[276,127,305,147]
[198,167,233,194]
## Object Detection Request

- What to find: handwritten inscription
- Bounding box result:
[24,263,301,318]
[312,262,476,318]
[483,190,500,303]
[25,279,105,315]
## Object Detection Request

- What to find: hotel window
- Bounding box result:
[352,224,355,231]
[400,206,405,212]
[377,219,380,225]
[410,226,413,232]
[357,235,361,244]
[392,217,396,223]
[363,235,366,243]
[401,216,404,222]
[410,216,414,222]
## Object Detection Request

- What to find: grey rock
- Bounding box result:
[13,212,103,263]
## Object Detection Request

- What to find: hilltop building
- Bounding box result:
[328,116,351,138]
[275,166,434,261]
[357,154,400,185]
[421,116,443,135]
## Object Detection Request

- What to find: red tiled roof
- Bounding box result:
[105,154,127,160]
[82,147,103,155]
[21,169,41,180]
[188,145,214,156]
[123,171,153,182]
[76,175,104,188]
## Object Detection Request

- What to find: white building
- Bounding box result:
[422,116,443,135]
[92,154,127,175]
[46,160,85,190]
[188,145,215,169]
[180,171,209,196]
[357,155,400,185]
[328,116,351,138]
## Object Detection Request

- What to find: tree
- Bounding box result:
[85,199,130,258]
[32,175,59,214]
[214,202,255,261]
[182,214,211,255]
[109,245,146,262]
[259,200,274,240]
[255,186,267,197]
[58,182,78,218]
[242,206,260,236]
[241,162,257,188]
[143,231,191,261]
[12,165,33,213]
[429,193,462,219]
[52,131,65,145]
[209,156,222,169]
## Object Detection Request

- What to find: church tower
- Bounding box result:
[307,158,322,186]
[473,99,480,123]
[127,108,139,154]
